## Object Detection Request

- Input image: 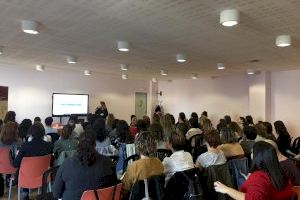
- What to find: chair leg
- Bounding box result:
[37,187,40,194]
[18,187,21,200]
[48,181,52,192]
[8,178,12,200]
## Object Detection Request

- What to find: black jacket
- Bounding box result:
[95,107,108,119]
[53,154,117,200]
[13,139,52,168]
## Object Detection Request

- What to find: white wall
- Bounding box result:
[158,75,249,126]
[0,64,149,124]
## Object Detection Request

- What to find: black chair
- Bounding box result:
[35,166,59,200]
[188,134,207,162]
[109,155,119,166]
[156,149,172,161]
[123,154,140,172]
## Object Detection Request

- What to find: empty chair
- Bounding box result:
[17,154,51,200]
[81,183,122,200]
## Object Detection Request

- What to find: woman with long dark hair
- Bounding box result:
[53,130,117,200]
[274,120,292,157]
[214,141,293,200]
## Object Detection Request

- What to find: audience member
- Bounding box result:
[106,113,115,133]
[239,116,247,127]
[18,119,32,141]
[219,128,244,159]
[240,125,257,156]
[199,111,207,128]
[195,130,226,168]
[0,122,21,156]
[3,111,16,124]
[150,123,165,149]
[92,118,113,155]
[44,117,57,134]
[274,120,292,157]
[95,101,108,119]
[169,114,176,126]
[202,118,214,133]
[229,121,243,138]
[263,121,276,141]
[245,115,254,126]
[216,119,226,133]
[122,131,163,197]
[186,117,202,140]
[152,113,161,124]
[136,119,148,135]
[160,114,175,140]
[69,114,84,138]
[53,131,117,200]
[108,118,119,142]
[143,115,151,129]
[129,115,137,137]
[214,141,293,200]
[254,123,268,142]
[34,116,41,123]
[190,112,198,120]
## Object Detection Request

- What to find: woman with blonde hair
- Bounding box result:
[160,114,175,139]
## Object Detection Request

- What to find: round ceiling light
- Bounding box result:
[122,74,128,79]
[247,69,255,75]
[67,56,77,64]
[84,70,91,76]
[217,63,226,70]
[35,65,45,72]
[160,70,168,76]
[152,77,157,83]
[276,35,291,47]
[176,54,186,63]
[192,74,198,79]
[22,20,39,34]
[118,41,130,52]
[220,9,239,27]
[120,64,128,71]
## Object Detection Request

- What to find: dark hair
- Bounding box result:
[263,122,273,134]
[169,131,186,151]
[135,131,157,157]
[61,124,74,139]
[142,115,151,128]
[34,116,41,123]
[191,112,198,119]
[0,122,19,145]
[4,111,16,123]
[45,117,53,126]
[116,120,133,143]
[254,123,268,138]
[274,120,290,137]
[189,117,199,129]
[29,123,45,140]
[87,113,98,126]
[176,123,189,135]
[202,111,208,117]
[69,114,79,123]
[221,128,237,143]
[152,113,160,124]
[131,115,136,121]
[204,129,221,148]
[243,125,257,140]
[0,120,3,131]
[251,141,288,190]
[77,131,97,166]
[112,119,119,130]
[18,119,32,138]
[224,115,231,125]
[246,115,254,125]
[169,114,175,125]
[137,119,148,133]
[239,117,247,126]
[92,118,107,142]
[178,112,186,122]
[229,122,242,136]
[150,123,164,141]
[217,119,226,133]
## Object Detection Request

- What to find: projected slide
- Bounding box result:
[52,93,89,116]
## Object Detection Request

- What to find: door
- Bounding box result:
[135,92,147,119]
[0,86,8,120]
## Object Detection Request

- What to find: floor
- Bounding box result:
[0,186,38,200]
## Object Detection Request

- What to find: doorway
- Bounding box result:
[135,92,147,119]
[0,86,8,120]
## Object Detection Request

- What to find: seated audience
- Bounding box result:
[186,117,202,141]
[34,116,41,123]
[240,125,257,156]
[152,113,161,124]
[169,114,176,126]
[245,115,254,126]
[239,117,247,128]
[108,118,119,142]
[254,123,268,142]
[44,116,57,134]
[190,112,199,120]
[129,115,137,137]
[263,121,276,141]
[160,114,175,140]
[136,119,148,135]
[199,111,208,128]
[53,131,117,200]
[53,124,78,158]
[0,121,21,156]
[27,122,52,143]
[106,113,115,133]
[121,131,164,197]
[219,128,244,159]
[230,121,243,138]
[176,112,189,136]
[274,120,292,157]
[214,141,293,200]
[216,119,226,134]
[163,131,194,183]
[202,118,214,133]
[150,123,166,149]
[69,114,84,138]
[142,115,151,129]
[4,111,16,124]
[18,119,32,141]
[195,130,226,168]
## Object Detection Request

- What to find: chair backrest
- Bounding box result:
[0,147,17,174]
[81,183,122,200]
[188,134,207,162]
[156,149,172,161]
[55,149,77,166]
[123,154,140,172]
[18,154,51,189]
[228,157,249,189]
[293,186,300,199]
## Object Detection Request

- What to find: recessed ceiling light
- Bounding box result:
[84,70,91,76]
[22,20,39,34]
[220,9,239,27]
[247,69,255,75]
[118,41,130,52]
[192,74,198,79]
[161,70,168,76]
[176,54,186,63]
[35,65,45,72]
[276,35,291,47]
[152,78,157,83]
[67,56,77,64]
[0,46,3,55]
[122,74,128,79]
[120,64,128,71]
[217,63,225,70]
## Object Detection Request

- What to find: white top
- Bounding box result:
[186,128,202,140]
[72,123,84,138]
[163,150,194,183]
[196,150,226,168]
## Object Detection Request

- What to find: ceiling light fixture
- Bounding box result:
[276,35,291,47]
[192,74,198,80]
[117,41,130,52]
[220,9,239,27]
[0,46,3,55]
[122,74,128,79]
[176,54,186,63]
[217,63,226,70]
[120,64,128,71]
[22,20,39,34]
[152,78,157,83]
[35,65,45,72]
[67,56,77,64]
[247,69,255,75]
[161,70,168,76]
[84,70,91,76]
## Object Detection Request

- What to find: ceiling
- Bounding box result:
[0,0,300,80]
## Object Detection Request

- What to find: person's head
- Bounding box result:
[106,113,115,128]
[116,120,133,143]
[137,119,148,133]
[69,114,79,124]
[254,123,268,138]
[92,118,107,142]
[217,119,226,133]
[135,131,157,157]
[189,117,199,129]
[239,117,246,125]
[190,112,198,119]
[18,119,32,138]
[202,118,213,133]
[44,117,53,127]
[61,124,74,140]
[178,112,186,123]
[160,114,175,136]
[251,141,288,190]
[246,115,254,125]
[4,111,16,123]
[100,101,106,108]
[149,123,164,142]
[229,122,243,137]
[77,130,97,166]
[34,116,41,123]
[176,123,189,135]
[220,128,238,144]
[169,114,175,125]
[152,113,160,124]
[167,131,186,151]
[142,115,151,128]
[201,111,208,117]
[243,125,257,140]
[112,119,119,130]
[0,122,19,145]
[204,129,221,148]
[29,122,45,140]
[130,115,137,126]
[274,120,290,137]
[263,122,273,134]
[224,115,231,125]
